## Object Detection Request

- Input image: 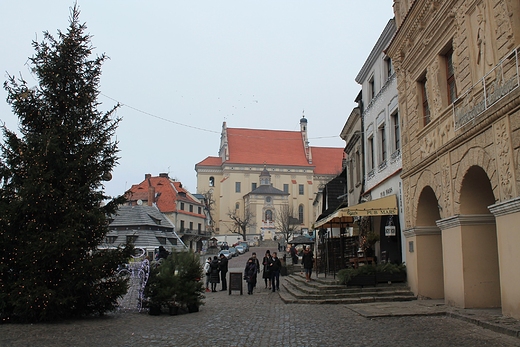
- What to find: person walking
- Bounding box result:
[251,252,260,288]
[203,257,212,292]
[301,246,314,282]
[244,257,258,295]
[209,256,220,292]
[262,250,272,289]
[269,251,281,292]
[289,244,298,265]
[219,253,228,291]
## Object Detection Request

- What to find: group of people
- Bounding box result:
[204,253,229,292]
[204,246,314,295]
[244,250,282,295]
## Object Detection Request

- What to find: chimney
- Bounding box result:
[145,173,151,180]
[159,173,169,178]
[148,186,155,206]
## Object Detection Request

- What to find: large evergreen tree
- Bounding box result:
[0,6,132,323]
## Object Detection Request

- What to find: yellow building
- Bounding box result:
[195,118,344,242]
[387,0,520,318]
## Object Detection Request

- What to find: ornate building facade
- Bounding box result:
[387,0,520,318]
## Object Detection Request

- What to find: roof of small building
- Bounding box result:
[126,174,204,216]
[248,184,288,196]
[109,205,174,229]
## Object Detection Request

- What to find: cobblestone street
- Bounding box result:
[2,248,519,346]
[1,266,519,347]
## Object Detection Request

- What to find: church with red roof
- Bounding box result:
[195,117,344,241]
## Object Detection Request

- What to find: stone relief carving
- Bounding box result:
[404,179,412,228]
[493,118,516,200]
[495,0,515,50]
[472,1,496,80]
[419,119,453,159]
[440,155,452,216]
[428,59,443,116]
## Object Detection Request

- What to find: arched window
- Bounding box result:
[298,205,304,223]
[235,202,240,210]
[265,210,273,221]
[209,176,214,187]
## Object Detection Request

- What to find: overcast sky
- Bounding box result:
[0,1,394,197]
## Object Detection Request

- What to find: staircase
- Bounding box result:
[280,272,416,304]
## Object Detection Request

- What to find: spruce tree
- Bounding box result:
[0,6,132,322]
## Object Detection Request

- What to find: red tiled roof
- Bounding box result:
[311,147,344,175]
[195,127,344,176]
[227,128,311,166]
[196,156,222,167]
[126,175,204,216]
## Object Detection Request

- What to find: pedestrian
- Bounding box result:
[289,244,298,264]
[156,245,169,260]
[301,246,314,282]
[244,257,258,295]
[219,253,228,291]
[269,251,281,292]
[251,252,260,287]
[209,255,220,292]
[262,250,272,289]
[204,257,212,292]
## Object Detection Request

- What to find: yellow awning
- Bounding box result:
[315,195,398,228]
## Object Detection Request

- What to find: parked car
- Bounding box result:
[235,245,245,254]
[220,242,229,250]
[239,241,249,252]
[218,249,232,260]
[228,247,238,257]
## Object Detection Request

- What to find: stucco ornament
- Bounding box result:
[493,118,516,200]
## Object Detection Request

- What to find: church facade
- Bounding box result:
[195,118,344,242]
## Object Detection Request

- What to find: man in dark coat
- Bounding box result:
[156,246,169,260]
[269,252,282,292]
[219,253,228,291]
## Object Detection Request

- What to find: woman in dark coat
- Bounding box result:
[301,246,314,282]
[209,256,220,292]
[244,257,258,295]
[262,250,272,289]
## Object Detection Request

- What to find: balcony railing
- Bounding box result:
[262,221,275,229]
[453,48,519,130]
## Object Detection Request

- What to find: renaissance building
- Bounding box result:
[387,0,520,318]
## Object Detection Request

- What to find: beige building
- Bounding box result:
[387,0,520,318]
[195,118,344,242]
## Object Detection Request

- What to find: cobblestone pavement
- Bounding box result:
[1,249,519,347]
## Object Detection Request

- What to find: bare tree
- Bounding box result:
[226,208,255,241]
[275,204,301,244]
[201,190,216,234]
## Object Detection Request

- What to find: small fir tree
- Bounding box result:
[0,6,132,323]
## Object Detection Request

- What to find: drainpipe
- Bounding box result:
[356,91,366,204]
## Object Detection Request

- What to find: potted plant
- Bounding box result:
[375,263,407,283]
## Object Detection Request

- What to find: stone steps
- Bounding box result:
[280,273,416,305]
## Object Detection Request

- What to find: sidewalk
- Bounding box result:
[346,299,520,338]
